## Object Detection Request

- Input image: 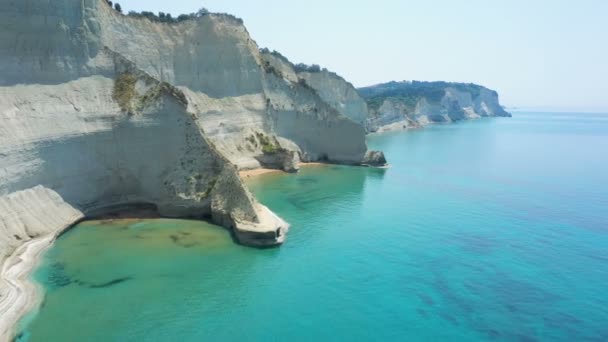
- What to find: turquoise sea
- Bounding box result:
[18,112,608,341]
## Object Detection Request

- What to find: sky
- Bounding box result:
[117,0,608,111]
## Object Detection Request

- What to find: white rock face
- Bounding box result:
[260,53,368,164]
[0,0,385,272]
[360,81,511,133]
[0,187,83,264]
[95,7,372,168]
[297,70,369,126]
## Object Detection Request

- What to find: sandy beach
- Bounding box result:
[239,162,328,179]
[238,168,282,178]
[0,236,55,341]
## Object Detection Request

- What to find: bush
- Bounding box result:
[114,3,122,13]
[358,81,483,111]
[113,73,137,113]
[126,7,214,23]
[294,63,321,73]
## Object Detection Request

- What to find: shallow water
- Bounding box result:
[19,112,608,341]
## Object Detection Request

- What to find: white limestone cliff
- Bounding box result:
[359,81,511,133]
[0,0,391,303]
[297,70,369,127]
[0,0,386,253]
[1,1,390,336]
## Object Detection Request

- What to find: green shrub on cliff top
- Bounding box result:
[125,7,243,25]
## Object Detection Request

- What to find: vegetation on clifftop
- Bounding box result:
[104,0,243,24]
[294,63,322,73]
[358,81,489,112]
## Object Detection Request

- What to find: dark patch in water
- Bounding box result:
[47,263,72,288]
[88,277,132,289]
[169,234,201,248]
[491,275,561,308]
[417,293,435,306]
[39,296,47,309]
[178,242,200,248]
[541,312,583,337]
[454,233,498,254]
[433,277,474,313]
[14,331,25,342]
[584,251,608,262]
[296,177,318,185]
[483,329,501,339]
[514,334,538,342]
[438,312,459,325]
[416,308,428,318]
[464,281,479,292]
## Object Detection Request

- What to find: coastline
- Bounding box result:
[0,235,55,342]
[0,161,354,340]
[239,162,328,179]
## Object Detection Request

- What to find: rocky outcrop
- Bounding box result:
[359,81,511,133]
[362,151,388,167]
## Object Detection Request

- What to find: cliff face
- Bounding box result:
[95,8,375,168]
[259,52,368,164]
[0,0,382,270]
[297,70,369,127]
[359,81,511,133]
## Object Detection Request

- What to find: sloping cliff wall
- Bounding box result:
[359,81,511,133]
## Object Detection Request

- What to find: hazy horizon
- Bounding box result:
[116,0,608,112]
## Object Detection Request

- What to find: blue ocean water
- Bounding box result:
[19,112,608,341]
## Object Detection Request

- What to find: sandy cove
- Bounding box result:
[239,162,327,179]
[0,163,325,341]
